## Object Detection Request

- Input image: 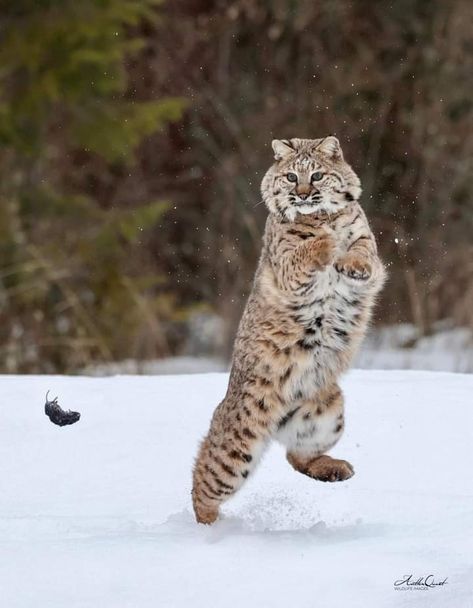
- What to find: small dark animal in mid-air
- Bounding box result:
[45,391,81,427]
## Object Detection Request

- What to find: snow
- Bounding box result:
[1,370,472,607]
[80,324,473,376]
[82,355,227,376]
[355,324,473,373]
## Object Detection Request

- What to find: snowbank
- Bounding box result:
[1,370,472,607]
[355,324,473,372]
[81,324,473,376]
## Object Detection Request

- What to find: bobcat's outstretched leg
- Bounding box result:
[275,384,354,483]
[192,398,269,524]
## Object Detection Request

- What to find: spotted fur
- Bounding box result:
[192,137,386,524]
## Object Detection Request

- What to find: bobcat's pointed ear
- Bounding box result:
[271,139,294,161]
[317,136,343,160]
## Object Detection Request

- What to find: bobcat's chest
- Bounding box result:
[292,265,361,346]
[283,267,363,400]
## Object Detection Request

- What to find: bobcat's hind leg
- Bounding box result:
[192,401,268,524]
[276,384,354,483]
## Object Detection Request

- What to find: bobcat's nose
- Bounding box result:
[296,185,311,200]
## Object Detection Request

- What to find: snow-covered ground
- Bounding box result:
[1,370,472,607]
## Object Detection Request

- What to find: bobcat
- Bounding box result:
[192,137,386,524]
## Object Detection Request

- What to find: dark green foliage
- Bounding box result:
[0,0,185,372]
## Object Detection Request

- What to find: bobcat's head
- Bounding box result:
[261,137,361,221]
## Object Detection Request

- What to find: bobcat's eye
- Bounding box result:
[311,171,323,182]
[286,172,298,183]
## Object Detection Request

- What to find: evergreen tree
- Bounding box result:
[0,0,185,372]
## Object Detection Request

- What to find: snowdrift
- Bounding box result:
[1,370,472,607]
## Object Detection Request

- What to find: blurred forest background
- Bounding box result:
[0,0,472,374]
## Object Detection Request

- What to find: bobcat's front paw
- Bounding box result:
[336,253,372,280]
[308,233,336,269]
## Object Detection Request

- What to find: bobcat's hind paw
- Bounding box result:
[310,457,355,482]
